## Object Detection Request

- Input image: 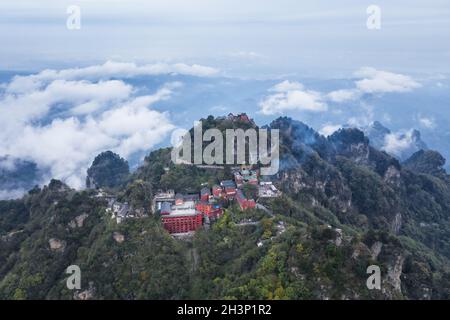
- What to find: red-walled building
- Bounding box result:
[162,212,203,234]
[175,193,184,206]
[196,201,223,219]
[221,180,236,198]
[161,197,203,234]
[160,202,172,215]
[212,185,222,197]
[196,201,212,214]
[200,187,211,202]
[234,173,244,188]
[236,190,256,210]
[225,188,236,198]
[175,193,200,206]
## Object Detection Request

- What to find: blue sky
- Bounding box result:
[0,0,449,77]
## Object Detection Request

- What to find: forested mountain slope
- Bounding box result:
[1,116,449,300]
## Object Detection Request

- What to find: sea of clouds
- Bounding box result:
[0,61,219,193]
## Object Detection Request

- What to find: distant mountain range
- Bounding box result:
[361,121,428,162]
[0,156,42,199]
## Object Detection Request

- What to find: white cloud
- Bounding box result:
[210,105,228,112]
[270,80,304,92]
[97,96,176,156]
[71,101,102,115]
[382,130,418,158]
[228,51,263,60]
[354,67,421,94]
[346,103,375,128]
[0,63,187,190]
[326,89,359,103]
[262,68,420,116]
[0,188,27,200]
[319,124,342,137]
[6,60,219,93]
[0,157,16,171]
[382,113,392,124]
[5,103,174,189]
[0,80,133,126]
[259,81,327,115]
[418,116,436,129]
[325,67,421,104]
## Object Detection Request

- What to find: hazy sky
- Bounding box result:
[1,0,449,77]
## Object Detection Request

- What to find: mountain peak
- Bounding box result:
[86,151,130,189]
[403,149,446,176]
[329,128,369,146]
[361,122,428,161]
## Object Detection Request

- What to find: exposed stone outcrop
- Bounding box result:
[335,228,343,247]
[351,242,371,259]
[113,231,125,243]
[74,282,95,300]
[49,238,66,252]
[68,214,89,229]
[384,254,405,295]
[383,165,401,187]
[370,241,383,260]
[391,213,402,234]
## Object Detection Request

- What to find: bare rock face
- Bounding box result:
[383,165,401,187]
[278,169,307,194]
[74,282,95,300]
[278,161,352,214]
[334,228,343,247]
[351,242,371,260]
[1,230,24,242]
[370,241,383,260]
[329,128,371,166]
[349,142,371,165]
[391,212,402,234]
[383,254,405,297]
[389,255,405,292]
[113,231,125,243]
[68,214,89,228]
[49,238,66,252]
